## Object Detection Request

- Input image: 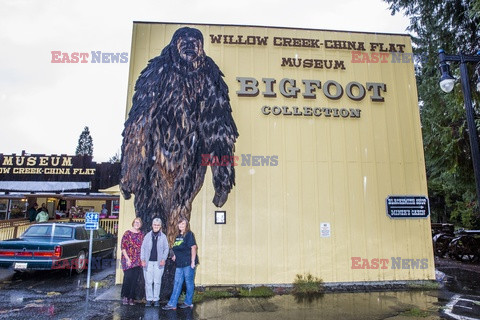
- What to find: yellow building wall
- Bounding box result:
[116,22,435,285]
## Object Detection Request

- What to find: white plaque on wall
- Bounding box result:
[320,222,331,238]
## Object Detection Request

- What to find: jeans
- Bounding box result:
[144,261,165,302]
[168,265,196,306]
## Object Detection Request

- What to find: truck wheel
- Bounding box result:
[75,250,87,274]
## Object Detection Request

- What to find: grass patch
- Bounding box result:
[292,273,324,295]
[83,280,110,289]
[407,281,440,290]
[193,286,274,303]
[193,289,233,303]
[238,286,275,298]
[400,307,430,317]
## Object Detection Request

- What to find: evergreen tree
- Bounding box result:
[384,0,480,227]
[76,126,94,156]
[471,0,480,20]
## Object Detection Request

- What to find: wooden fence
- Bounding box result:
[0,218,31,228]
[0,223,31,241]
[0,218,119,241]
[71,218,119,236]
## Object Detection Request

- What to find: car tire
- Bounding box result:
[75,250,87,274]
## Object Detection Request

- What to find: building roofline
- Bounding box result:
[131,21,411,37]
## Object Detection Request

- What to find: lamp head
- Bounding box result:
[439,60,455,93]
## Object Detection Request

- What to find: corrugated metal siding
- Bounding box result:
[116,22,435,285]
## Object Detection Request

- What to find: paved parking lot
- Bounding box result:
[0,257,478,319]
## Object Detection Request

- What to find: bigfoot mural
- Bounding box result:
[120,27,239,244]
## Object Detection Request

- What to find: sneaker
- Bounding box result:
[145,301,152,307]
[153,301,160,307]
[129,299,135,305]
[162,304,177,310]
[122,297,128,305]
[179,302,193,309]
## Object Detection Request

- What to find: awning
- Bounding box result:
[99,184,120,195]
[61,192,119,200]
[0,181,90,192]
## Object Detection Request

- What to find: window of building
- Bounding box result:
[0,200,8,220]
[10,199,27,219]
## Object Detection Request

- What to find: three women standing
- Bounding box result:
[120,215,199,309]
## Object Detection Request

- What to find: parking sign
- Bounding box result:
[85,212,99,230]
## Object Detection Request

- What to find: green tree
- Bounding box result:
[76,126,94,156]
[384,0,480,227]
[471,0,480,21]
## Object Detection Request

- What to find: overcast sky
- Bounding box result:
[0,0,410,163]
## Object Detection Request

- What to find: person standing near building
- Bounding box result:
[100,204,108,218]
[141,218,169,307]
[121,217,144,305]
[35,208,49,223]
[162,217,199,310]
[38,203,47,214]
[28,203,38,222]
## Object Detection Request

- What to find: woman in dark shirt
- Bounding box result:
[162,217,199,310]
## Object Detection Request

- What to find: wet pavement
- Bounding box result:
[0,257,478,320]
[435,257,480,319]
[0,265,116,319]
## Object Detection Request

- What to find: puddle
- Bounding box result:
[146,292,441,320]
[2,261,480,320]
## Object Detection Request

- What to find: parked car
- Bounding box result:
[0,223,117,274]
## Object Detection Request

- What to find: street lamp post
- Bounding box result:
[438,49,480,207]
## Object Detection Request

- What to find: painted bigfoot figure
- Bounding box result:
[121,26,238,244]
